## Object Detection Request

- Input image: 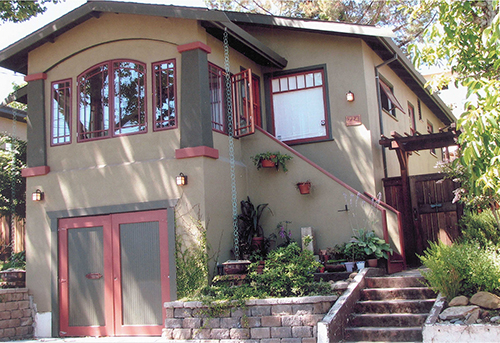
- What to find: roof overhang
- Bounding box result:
[0,1,287,74]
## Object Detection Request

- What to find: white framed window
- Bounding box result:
[271,68,329,144]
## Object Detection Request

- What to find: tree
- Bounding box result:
[409,1,500,223]
[205,0,437,50]
[0,0,58,23]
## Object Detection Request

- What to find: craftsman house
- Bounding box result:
[0,0,456,338]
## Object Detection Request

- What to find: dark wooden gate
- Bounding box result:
[410,173,462,255]
[383,173,462,261]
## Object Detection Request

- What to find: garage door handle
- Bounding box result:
[85,273,102,280]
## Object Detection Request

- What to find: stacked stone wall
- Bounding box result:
[0,288,34,341]
[164,295,338,342]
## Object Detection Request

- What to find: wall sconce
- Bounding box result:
[176,173,188,186]
[32,189,44,202]
[346,91,355,102]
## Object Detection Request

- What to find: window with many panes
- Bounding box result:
[379,78,405,117]
[208,63,226,133]
[153,60,177,130]
[271,68,329,144]
[77,60,146,142]
[51,79,72,146]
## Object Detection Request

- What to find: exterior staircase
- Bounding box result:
[343,275,437,342]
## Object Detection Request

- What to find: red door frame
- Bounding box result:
[59,210,169,337]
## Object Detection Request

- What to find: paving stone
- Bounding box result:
[192,328,211,339]
[211,328,230,339]
[245,316,261,328]
[282,315,302,327]
[292,326,312,338]
[182,317,201,329]
[251,327,270,339]
[252,306,271,317]
[230,328,250,339]
[164,318,182,328]
[172,328,192,340]
[439,305,479,321]
[261,315,281,327]
[292,304,313,315]
[220,317,240,328]
[272,304,292,315]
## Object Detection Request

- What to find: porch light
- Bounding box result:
[176,173,188,186]
[32,189,44,202]
[346,91,355,102]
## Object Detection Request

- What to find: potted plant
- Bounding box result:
[0,251,26,288]
[296,181,312,194]
[350,229,393,268]
[237,197,273,257]
[251,151,293,172]
[343,242,366,272]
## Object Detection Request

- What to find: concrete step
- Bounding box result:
[355,299,435,314]
[361,287,437,301]
[344,326,423,342]
[350,313,428,327]
[365,276,426,288]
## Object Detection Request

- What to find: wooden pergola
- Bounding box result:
[379,126,459,264]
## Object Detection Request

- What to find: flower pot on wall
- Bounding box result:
[345,261,356,273]
[297,182,311,194]
[251,236,265,251]
[261,158,276,168]
[367,258,378,268]
[222,260,251,275]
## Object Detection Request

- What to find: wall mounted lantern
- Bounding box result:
[32,189,44,201]
[176,173,188,186]
[346,91,355,102]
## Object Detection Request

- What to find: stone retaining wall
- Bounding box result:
[0,288,34,341]
[163,295,338,342]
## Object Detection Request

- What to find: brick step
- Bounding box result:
[344,326,423,342]
[365,276,426,289]
[355,299,435,314]
[350,313,428,327]
[361,287,437,301]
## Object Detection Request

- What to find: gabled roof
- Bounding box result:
[0,0,454,125]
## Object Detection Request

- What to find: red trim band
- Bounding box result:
[22,166,50,177]
[24,73,48,82]
[177,41,211,54]
[175,146,219,159]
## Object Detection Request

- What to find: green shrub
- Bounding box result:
[250,242,323,297]
[459,210,500,246]
[419,241,500,298]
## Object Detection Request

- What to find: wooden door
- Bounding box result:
[410,173,462,255]
[59,210,169,337]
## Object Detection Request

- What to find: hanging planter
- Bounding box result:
[297,181,311,194]
[251,152,293,172]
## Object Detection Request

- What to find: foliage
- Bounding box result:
[250,151,293,172]
[237,197,273,257]
[419,241,500,298]
[2,251,25,270]
[348,229,393,260]
[175,205,210,299]
[0,0,59,23]
[275,220,294,248]
[197,242,331,303]
[0,135,26,220]
[343,240,366,261]
[206,0,436,51]
[459,210,500,247]
[409,1,500,221]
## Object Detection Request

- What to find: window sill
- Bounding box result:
[285,136,334,146]
[383,109,398,122]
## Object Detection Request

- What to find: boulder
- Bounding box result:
[465,307,480,324]
[470,291,500,309]
[449,295,469,306]
[331,281,350,290]
[439,305,479,321]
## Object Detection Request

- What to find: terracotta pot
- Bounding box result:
[222,260,251,275]
[251,236,264,251]
[297,182,311,194]
[367,258,378,267]
[261,158,276,168]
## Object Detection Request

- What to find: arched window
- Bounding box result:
[78,60,146,141]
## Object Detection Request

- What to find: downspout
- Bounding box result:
[375,54,398,179]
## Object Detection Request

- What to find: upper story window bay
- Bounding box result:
[77,60,147,142]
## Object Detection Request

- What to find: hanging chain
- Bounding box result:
[9,109,17,255]
[224,28,240,260]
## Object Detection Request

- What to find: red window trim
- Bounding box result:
[51,79,72,147]
[152,59,177,132]
[269,68,330,145]
[77,59,148,143]
[208,62,227,134]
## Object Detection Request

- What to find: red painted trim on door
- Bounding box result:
[22,166,50,177]
[175,146,219,159]
[177,41,211,54]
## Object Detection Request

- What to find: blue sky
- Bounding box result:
[0,0,206,102]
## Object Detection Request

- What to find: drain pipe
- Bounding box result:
[375,54,398,179]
